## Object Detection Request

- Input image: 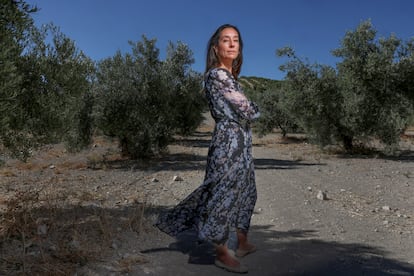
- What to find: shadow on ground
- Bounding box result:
[141,223,414,276]
[254,158,324,170]
[2,191,412,275]
[101,130,326,172]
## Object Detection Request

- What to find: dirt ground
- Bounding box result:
[1,114,413,275]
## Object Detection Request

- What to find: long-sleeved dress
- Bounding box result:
[155,67,260,245]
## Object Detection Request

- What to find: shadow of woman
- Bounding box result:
[143,225,414,275]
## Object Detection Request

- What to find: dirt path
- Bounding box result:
[1,114,413,275]
[131,114,414,275]
[130,117,414,275]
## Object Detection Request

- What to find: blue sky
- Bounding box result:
[27,0,414,80]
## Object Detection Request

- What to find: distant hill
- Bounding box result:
[239,76,282,92]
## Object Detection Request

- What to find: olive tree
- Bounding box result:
[255,87,302,137]
[277,47,342,146]
[333,20,414,150]
[276,20,414,152]
[24,24,95,150]
[95,36,203,158]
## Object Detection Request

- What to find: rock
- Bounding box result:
[151,178,159,182]
[37,224,48,235]
[317,190,327,200]
[111,242,119,249]
[382,205,391,211]
[173,175,183,181]
[69,239,80,250]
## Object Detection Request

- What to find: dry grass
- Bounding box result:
[117,252,149,273]
[0,186,147,275]
[0,169,17,177]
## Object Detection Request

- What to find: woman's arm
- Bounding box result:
[215,69,260,120]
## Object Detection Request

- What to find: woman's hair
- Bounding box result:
[205,24,243,79]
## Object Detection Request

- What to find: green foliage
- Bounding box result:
[95,36,203,158]
[1,1,95,160]
[239,76,299,137]
[65,90,95,152]
[25,24,95,147]
[0,0,37,159]
[1,0,203,161]
[256,88,301,137]
[332,20,414,150]
[162,41,205,135]
[278,52,344,145]
[275,20,414,152]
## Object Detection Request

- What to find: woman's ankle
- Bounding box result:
[237,230,248,245]
[215,244,240,266]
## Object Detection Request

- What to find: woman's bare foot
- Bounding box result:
[215,244,248,273]
[236,243,257,257]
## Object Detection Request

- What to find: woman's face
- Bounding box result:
[215,27,240,63]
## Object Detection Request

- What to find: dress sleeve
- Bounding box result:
[214,69,260,121]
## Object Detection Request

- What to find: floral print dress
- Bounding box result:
[155,68,260,245]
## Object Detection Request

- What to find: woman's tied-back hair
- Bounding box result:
[205,24,243,79]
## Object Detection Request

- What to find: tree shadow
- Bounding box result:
[103,154,322,173]
[102,130,325,172]
[141,222,414,276]
[254,158,325,170]
[376,150,413,162]
[335,149,414,163]
[171,131,213,148]
[101,151,208,172]
[254,135,308,146]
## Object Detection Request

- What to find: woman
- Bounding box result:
[156,24,260,273]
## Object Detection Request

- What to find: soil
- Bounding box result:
[1,114,413,276]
